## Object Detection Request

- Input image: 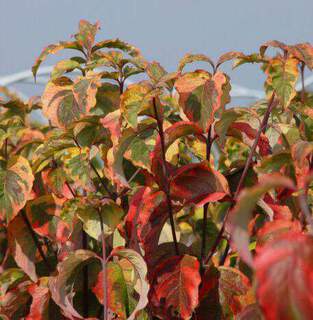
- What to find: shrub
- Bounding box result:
[0,20,313,319]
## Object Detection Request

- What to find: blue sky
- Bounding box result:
[1,0,312,98]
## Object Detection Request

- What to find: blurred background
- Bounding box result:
[1,0,313,105]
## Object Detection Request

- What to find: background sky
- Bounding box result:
[1,0,312,101]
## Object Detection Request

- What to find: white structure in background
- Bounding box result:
[0,66,312,100]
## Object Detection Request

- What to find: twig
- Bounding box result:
[204,93,277,265]
[152,97,179,255]
[98,209,108,320]
[21,210,52,272]
[200,126,212,269]
[300,62,306,104]
[72,137,117,201]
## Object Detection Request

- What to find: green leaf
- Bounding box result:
[51,59,82,80]
[93,262,129,319]
[62,146,94,191]
[0,268,26,297]
[264,56,299,108]
[76,201,124,241]
[41,75,100,128]
[110,248,149,320]
[32,41,83,79]
[49,250,100,319]
[120,82,154,129]
[0,156,34,223]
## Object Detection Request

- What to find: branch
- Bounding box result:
[152,97,179,255]
[204,93,277,265]
[72,137,117,201]
[21,210,52,272]
[200,126,212,269]
[98,209,108,320]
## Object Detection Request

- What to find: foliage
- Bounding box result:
[1,20,313,319]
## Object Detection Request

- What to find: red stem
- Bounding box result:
[152,97,179,255]
[98,209,108,320]
[204,93,277,265]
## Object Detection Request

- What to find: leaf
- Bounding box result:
[49,250,100,319]
[25,195,70,243]
[227,174,295,267]
[41,167,73,199]
[230,122,271,156]
[236,304,263,320]
[256,151,292,173]
[264,56,299,108]
[291,42,313,69]
[170,161,229,207]
[216,51,243,68]
[259,40,289,57]
[41,75,100,128]
[146,61,167,84]
[62,146,94,191]
[175,71,231,131]
[0,268,26,297]
[110,247,149,320]
[93,82,120,116]
[120,82,154,129]
[0,156,34,223]
[7,213,38,282]
[256,219,301,252]
[26,278,51,320]
[196,265,222,320]
[150,255,201,320]
[0,278,31,318]
[93,262,128,319]
[178,53,215,72]
[255,232,313,320]
[51,59,82,80]
[74,20,100,53]
[76,200,124,241]
[151,121,204,186]
[32,41,83,79]
[125,188,168,260]
[218,266,254,317]
[92,38,141,57]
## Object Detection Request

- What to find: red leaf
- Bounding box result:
[26,279,50,320]
[151,121,204,188]
[92,262,128,319]
[255,232,313,319]
[170,161,229,206]
[124,188,168,261]
[150,255,201,319]
[230,122,271,156]
[8,214,38,282]
[256,219,301,252]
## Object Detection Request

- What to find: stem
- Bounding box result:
[300,62,306,104]
[298,193,313,233]
[82,230,89,318]
[98,209,108,320]
[200,126,212,269]
[4,138,8,160]
[152,98,179,255]
[72,137,116,201]
[65,181,76,198]
[204,93,277,265]
[89,162,117,201]
[21,210,52,272]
